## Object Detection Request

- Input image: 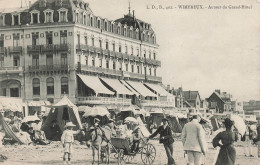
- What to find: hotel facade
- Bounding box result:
[0,0,174,115]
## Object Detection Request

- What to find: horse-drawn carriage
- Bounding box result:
[109,137,156,165]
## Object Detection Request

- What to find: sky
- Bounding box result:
[0,0,260,101]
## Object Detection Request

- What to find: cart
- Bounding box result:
[110,137,156,165]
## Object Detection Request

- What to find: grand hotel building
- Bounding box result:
[0,0,175,114]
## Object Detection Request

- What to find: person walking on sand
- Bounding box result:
[147,118,176,165]
[212,118,238,165]
[61,122,76,165]
[181,114,206,165]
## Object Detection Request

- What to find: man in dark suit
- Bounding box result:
[147,118,175,165]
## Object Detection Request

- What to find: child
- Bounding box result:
[61,122,76,165]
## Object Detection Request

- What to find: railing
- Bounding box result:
[0,66,23,73]
[124,71,145,80]
[27,45,41,53]
[77,96,132,105]
[103,49,110,55]
[80,65,122,76]
[122,53,129,59]
[141,100,175,107]
[55,44,69,52]
[41,44,55,52]
[0,47,7,55]
[8,46,22,53]
[146,75,162,82]
[28,64,69,71]
[116,52,123,59]
[129,55,135,61]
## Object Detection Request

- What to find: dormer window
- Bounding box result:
[12,13,21,26]
[30,10,40,24]
[58,8,68,22]
[75,13,79,23]
[117,27,120,34]
[83,14,86,24]
[90,16,93,26]
[124,27,127,36]
[104,21,107,31]
[97,19,101,28]
[111,23,114,32]
[44,9,54,23]
[0,14,5,26]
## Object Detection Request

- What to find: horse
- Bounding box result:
[85,126,112,165]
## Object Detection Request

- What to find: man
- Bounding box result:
[131,125,142,153]
[147,118,175,165]
[181,115,206,165]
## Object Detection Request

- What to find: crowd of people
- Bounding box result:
[1,111,260,165]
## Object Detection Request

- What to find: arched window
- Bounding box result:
[33,78,40,96]
[61,77,69,94]
[104,22,107,31]
[90,17,93,26]
[97,20,101,28]
[111,24,114,32]
[46,77,54,95]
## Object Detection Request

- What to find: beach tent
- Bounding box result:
[41,95,82,140]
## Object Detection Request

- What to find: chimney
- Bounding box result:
[215,89,220,94]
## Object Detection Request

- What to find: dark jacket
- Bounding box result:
[257,125,260,141]
[149,125,174,145]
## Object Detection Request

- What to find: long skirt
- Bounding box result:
[215,145,236,165]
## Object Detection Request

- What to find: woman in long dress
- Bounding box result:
[212,118,238,165]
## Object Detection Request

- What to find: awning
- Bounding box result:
[0,96,24,112]
[28,101,51,107]
[144,83,171,96]
[100,77,133,95]
[77,74,114,95]
[125,81,157,97]
[120,80,140,96]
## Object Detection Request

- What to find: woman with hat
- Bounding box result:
[147,118,176,165]
[212,118,238,165]
[61,122,76,165]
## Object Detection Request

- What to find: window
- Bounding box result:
[13,34,20,47]
[10,88,19,97]
[32,33,39,45]
[99,58,102,67]
[75,13,79,23]
[84,36,88,45]
[83,15,86,24]
[119,45,121,52]
[0,55,4,67]
[106,60,109,68]
[149,68,152,75]
[154,69,156,76]
[97,20,100,28]
[61,54,67,66]
[46,54,53,68]
[32,13,38,24]
[60,31,67,45]
[131,65,134,72]
[99,40,102,48]
[149,52,151,59]
[60,11,67,22]
[92,38,94,46]
[46,12,53,23]
[13,15,19,25]
[85,56,88,65]
[154,53,156,60]
[46,77,54,95]
[113,61,116,70]
[90,17,93,26]
[111,24,114,32]
[13,56,20,66]
[61,77,69,94]
[106,41,108,49]
[92,57,95,66]
[137,66,140,73]
[104,22,107,30]
[46,32,53,45]
[125,63,128,71]
[32,55,39,68]
[125,45,127,54]
[143,51,146,58]
[33,78,40,96]
[112,43,115,51]
[0,35,4,47]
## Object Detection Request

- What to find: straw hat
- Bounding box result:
[64,122,76,128]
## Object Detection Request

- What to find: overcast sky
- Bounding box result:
[1,0,260,101]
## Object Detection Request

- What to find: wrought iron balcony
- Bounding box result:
[28,64,69,72]
[110,51,116,58]
[55,44,69,52]
[27,45,41,53]
[8,46,22,54]
[0,66,23,73]
[41,44,55,52]
[146,75,162,82]
[80,65,123,76]
[122,53,129,60]
[0,47,7,55]
[103,49,110,55]
[77,96,132,105]
[129,55,135,61]
[116,52,123,59]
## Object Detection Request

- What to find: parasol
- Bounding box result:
[230,114,246,135]
[21,115,40,123]
[83,106,109,117]
[124,117,138,124]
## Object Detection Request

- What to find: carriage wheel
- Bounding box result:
[117,149,125,165]
[123,155,134,163]
[141,143,156,165]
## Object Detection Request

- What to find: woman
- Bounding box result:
[212,118,238,165]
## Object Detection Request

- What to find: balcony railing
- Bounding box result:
[27,45,41,53]
[80,65,123,76]
[141,100,175,107]
[0,47,7,55]
[0,66,23,73]
[146,75,162,82]
[116,52,123,59]
[55,44,69,52]
[103,49,110,55]
[28,64,69,72]
[41,44,55,52]
[123,71,145,80]
[8,46,22,54]
[77,96,132,105]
